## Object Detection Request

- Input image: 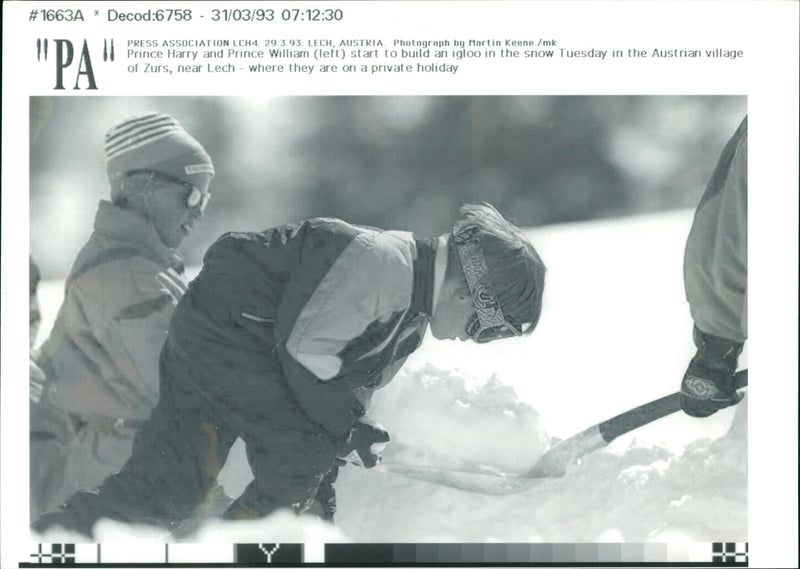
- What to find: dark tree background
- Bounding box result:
[29,96,745,277]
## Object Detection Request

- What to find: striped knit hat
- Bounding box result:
[105,112,214,202]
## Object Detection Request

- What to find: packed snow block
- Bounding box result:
[369,364,551,473]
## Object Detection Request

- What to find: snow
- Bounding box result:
[330,363,746,543]
[368,365,551,473]
[32,209,747,545]
[336,400,747,543]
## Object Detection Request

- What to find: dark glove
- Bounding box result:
[337,421,390,468]
[680,326,744,418]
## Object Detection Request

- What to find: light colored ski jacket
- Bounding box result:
[684,116,747,343]
[38,200,188,424]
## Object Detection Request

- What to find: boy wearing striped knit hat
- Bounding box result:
[34,112,215,515]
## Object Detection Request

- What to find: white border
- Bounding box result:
[3,1,798,567]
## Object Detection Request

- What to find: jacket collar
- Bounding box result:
[412,238,438,317]
[93,200,184,272]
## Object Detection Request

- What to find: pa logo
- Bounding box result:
[35,38,115,89]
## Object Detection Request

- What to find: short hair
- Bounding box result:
[112,171,153,206]
[449,203,546,334]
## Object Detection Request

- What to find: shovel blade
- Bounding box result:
[379,462,542,495]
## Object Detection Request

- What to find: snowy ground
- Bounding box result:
[33,209,747,545]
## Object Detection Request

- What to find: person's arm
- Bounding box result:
[278,230,416,437]
[681,117,747,417]
[59,258,186,415]
[111,264,187,397]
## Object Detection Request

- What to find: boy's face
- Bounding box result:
[146,172,209,249]
[430,276,474,341]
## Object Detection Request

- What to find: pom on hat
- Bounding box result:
[105,112,214,202]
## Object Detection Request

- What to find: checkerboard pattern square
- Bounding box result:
[29,544,99,565]
[29,544,75,565]
[712,542,748,565]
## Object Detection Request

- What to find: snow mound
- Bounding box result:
[184,510,348,544]
[369,364,551,473]
[334,391,747,543]
[34,508,349,544]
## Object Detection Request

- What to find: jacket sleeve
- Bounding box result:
[60,259,185,414]
[111,265,186,397]
[278,231,415,437]
[683,117,747,343]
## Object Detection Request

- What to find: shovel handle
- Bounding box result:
[598,369,748,443]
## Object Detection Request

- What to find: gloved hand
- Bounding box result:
[337,421,390,468]
[680,326,744,418]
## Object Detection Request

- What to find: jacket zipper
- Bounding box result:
[241,312,274,324]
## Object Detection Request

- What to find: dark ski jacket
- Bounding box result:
[168,217,435,439]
